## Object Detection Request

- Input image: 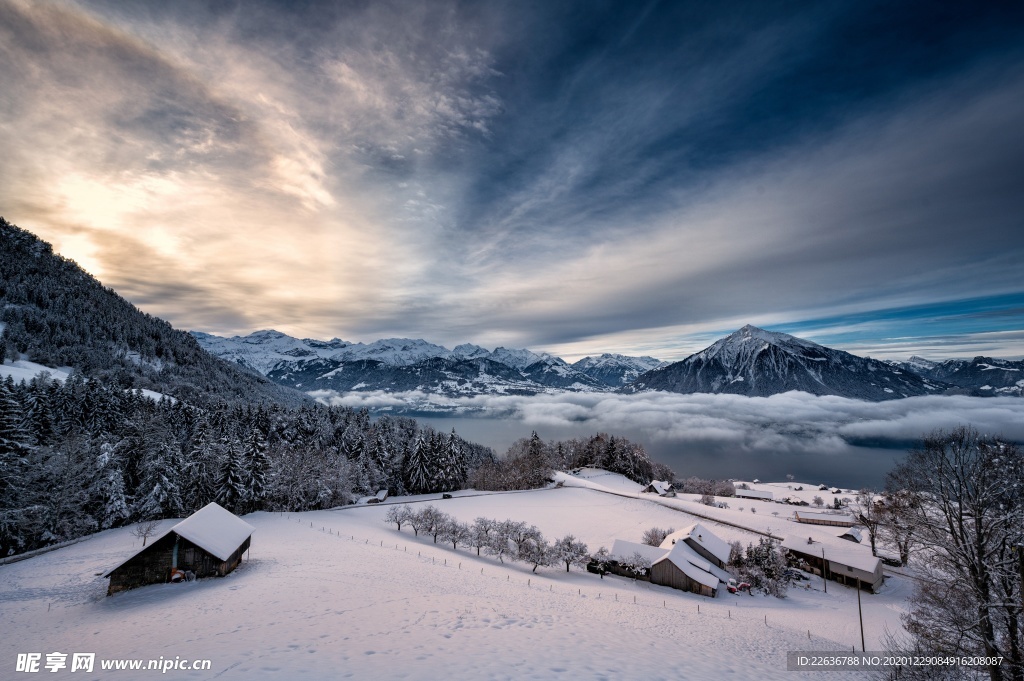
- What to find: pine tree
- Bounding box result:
[0,380,31,511]
[244,426,270,512]
[404,436,432,494]
[215,438,246,513]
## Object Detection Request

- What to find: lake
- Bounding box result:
[413,414,906,490]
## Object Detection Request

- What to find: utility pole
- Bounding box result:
[821,547,827,594]
[856,577,865,652]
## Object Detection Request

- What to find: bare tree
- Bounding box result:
[854,488,883,556]
[641,526,674,546]
[878,489,921,566]
[131,519,160,547]
[885,427,1023,681]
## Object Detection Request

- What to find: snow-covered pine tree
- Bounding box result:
[135,441,183,520]
[215,438,247,513]
[244,425,270,512]
[404,436,432,495]
[97,452,131,529]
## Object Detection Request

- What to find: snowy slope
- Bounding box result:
[1,359,171,403]
[0,485,908,679]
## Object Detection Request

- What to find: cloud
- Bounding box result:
[315,389,1024,456]
[1,0,1021,360]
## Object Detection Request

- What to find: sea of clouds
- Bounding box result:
[311,389,1024,455]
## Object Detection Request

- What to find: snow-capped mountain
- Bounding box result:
[572,353,666,387]
[627,324,944,401]
[892,355,1024,396]
[192,331,626,395]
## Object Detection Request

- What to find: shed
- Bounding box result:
[102,503,254,596]
[794,510,856,527]
[781,535,883,592]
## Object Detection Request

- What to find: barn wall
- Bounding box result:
[650,561,715,597]
[107,533,252,596]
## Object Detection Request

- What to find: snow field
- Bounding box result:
[1,485,909,679]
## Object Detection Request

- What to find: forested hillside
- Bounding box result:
[0,217,304,407]
[0,370,492,556]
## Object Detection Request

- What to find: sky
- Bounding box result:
[2,0,1023,363]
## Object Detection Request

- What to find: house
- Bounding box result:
[660,523,731,569]
[367,489,389,504]
[641,480,676,497]
[649,542,722,598]
[781,535,884,592]
[102,503,254,596]
[734,487,773,501]
[794,510,856,527]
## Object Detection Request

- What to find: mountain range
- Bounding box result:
[194,326,1024,401]
[191,330,665,395]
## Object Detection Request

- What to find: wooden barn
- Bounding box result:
[102,503,254,596]
[649,542,722,598]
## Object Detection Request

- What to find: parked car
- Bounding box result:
[783,568,809,581]
[727,578,751,594]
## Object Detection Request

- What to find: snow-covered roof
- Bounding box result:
[172,503,255,561]
[610,540,668,565]
[653,543,721,589]
[734,488,773,500]
[660,523,731,566]
[781,535,880,575]
[840,527,863,542]
[643,480,672,495]
[794,510,855,525]
[102,503,254,578]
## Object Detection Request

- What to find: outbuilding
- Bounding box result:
[781,535,883,592]
[102,503,254,596]
[794,510,856,527]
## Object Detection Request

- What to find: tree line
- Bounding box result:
[384,504,590,573]
[468,431,675,490]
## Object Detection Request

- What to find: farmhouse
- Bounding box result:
[781,535,884,592]
[734,487,773,501]
[641,480,676,497]
[660,523,731,569]
[794,510,856,527]
[102,503,254,596]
